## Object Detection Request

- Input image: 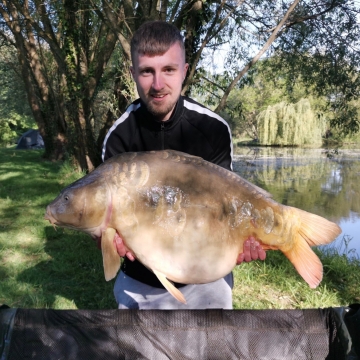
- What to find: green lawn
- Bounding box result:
[0,148,115,309]
[0,147,359,309]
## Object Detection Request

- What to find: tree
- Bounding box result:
[0,45,35,145]
[224,57,329,140]
[257,99,328,145]
[266,1,360,135]
[0,0,359,170]
[0,0,118,170]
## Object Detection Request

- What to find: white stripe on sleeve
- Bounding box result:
[101,103,142,162]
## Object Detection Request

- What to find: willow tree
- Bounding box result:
[257,99,327,145]
[225,56,332,140]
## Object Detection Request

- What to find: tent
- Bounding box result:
[1,304,359,359]
[16,129,44,149]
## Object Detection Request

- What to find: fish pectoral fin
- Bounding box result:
[153,269,187,304]
[101,228,121,281]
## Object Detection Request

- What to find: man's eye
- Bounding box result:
[141,69,152,75]
[165,68,175,74]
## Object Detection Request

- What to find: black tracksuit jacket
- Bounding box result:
[102,95,233,287]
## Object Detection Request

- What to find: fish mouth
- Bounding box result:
[44,208,58,230]
[44,206,103,249]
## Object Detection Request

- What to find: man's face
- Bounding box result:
[131,42,189,121]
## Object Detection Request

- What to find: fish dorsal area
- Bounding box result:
[152,151,281,238]
[105,153,150,188]
[106,150,284,242]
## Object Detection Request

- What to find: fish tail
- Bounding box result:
[283,208,341,288]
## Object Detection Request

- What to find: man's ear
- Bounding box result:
[183,63,189,80]
[130,66,135,78]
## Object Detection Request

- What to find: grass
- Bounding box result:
[0,147,359,310]
[232,248,360,309]
[0,147,116,309]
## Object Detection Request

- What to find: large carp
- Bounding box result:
[44,150,341,303]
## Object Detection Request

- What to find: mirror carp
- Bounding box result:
[44,150,341,303]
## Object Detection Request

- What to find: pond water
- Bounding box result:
[232,146,360,258]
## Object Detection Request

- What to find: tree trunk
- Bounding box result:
[0,0,66,160]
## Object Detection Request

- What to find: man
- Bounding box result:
[102,21,265,309]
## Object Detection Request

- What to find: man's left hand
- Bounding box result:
[236,236,266,264]
[114,232,135,261]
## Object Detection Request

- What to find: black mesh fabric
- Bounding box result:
[4,308,352,360]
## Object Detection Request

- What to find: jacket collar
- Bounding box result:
[138,96,184,130]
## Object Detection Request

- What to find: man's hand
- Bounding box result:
[236,236,266,265]
[114,232,135,261]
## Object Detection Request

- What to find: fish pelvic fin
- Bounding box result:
[283,209,341,288]
[153,269,187,304]
[101,228,121,281]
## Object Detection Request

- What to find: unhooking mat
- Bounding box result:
[1,304,359,359]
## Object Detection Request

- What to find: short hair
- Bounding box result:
[131,21,185,62]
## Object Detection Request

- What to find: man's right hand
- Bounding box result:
[114,232,135,261]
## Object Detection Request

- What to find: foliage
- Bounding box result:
[0,113,35,146]
[223,59,327,140]
[0,47,35,146]
[268,0,360,135]
[223,56,360,144]
[0,1,360,169]
[257,99,328,145]
[0,0,119,170]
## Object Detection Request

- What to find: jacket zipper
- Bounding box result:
[161,123,165,150]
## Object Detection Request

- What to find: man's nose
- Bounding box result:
[152,73,164,91]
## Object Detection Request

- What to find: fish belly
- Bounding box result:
[127,230,240,284]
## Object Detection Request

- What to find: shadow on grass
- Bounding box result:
[0,149,63,233]
[17,226,117,309]
[1,149,116,309]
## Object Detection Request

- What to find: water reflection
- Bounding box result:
[233,147,360,257]
[322,168,342,194]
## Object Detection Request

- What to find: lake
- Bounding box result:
[232,146,360,258]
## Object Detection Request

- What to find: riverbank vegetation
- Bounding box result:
[1,148,359,310]
[218,58,360,147]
